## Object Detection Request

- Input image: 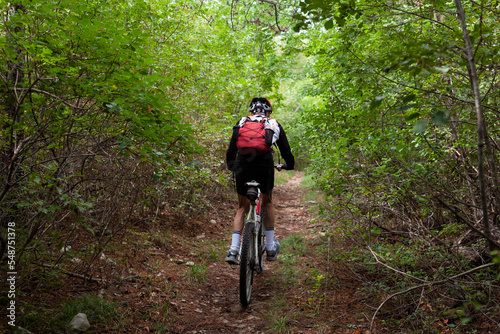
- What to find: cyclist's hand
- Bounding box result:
[274,164,288,171]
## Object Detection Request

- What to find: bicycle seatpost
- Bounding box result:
[246,181,260,202]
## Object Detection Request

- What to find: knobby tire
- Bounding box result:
[239,222,255,307]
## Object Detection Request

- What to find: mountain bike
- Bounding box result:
[239,164,285,306]
[239,180,265,306]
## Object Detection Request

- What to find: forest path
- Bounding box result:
[158,172,368,333]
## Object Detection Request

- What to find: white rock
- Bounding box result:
[69,313,90,331]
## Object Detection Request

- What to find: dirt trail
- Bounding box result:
[169,172,312,333]
[105,171,366,333]
[160,171,357,334]
[13,171,375,334]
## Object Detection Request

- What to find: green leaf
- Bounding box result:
[491,250,500,264]
[399,104,418,112]
[402,94,416,103]
[413,120,427,133]
[431,110,449,125]
[370,96,385,110]
[405,112,420,121]
[324,19,334,30]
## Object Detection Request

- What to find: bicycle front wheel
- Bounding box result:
[239,222,256,306]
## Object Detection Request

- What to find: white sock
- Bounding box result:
[230,231,241,252]
[265,228,275,251]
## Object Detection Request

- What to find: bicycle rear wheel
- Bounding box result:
[239,222,255,306]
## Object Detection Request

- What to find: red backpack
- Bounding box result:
[236,117,271,156]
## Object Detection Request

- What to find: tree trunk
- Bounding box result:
[453,0,496,252]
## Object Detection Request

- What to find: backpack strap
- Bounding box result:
[240,116,251,127]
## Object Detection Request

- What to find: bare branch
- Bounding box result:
[256,0,299,8]
[40,264,109,284]
[369,261,497,330]
[16,88,86,110]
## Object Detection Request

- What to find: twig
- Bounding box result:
[40,263,108,283]
[16,88,86,110]
[115,275,140,287]
[367,246,429,283]
[307,224,324,229]
[326,312,346,325]
[256,0,299,7]
[369,262,497,330]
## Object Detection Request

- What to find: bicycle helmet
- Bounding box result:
[249,97,272,116]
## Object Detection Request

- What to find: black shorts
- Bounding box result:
[234,163,274,196]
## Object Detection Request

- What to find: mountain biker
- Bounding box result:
[225,97,295,265]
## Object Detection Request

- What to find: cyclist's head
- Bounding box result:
[249,97,272,116]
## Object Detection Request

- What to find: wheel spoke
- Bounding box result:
[239,222,255,306]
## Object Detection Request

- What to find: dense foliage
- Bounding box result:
[1,0,499,332]
[0,0,283,293]
[284,0,500,331]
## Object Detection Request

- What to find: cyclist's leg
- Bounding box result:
[233,194,250,234]
[262,163,275,229]
[226,194,250,263]
[262,191,279,259]
[228,168,250,252]
[262,191,275,229]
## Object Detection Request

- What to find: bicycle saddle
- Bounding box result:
[245,181,260,202]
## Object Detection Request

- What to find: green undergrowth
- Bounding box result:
[318,219,500,333]
[274,169,296,185]
[19,294,124,332]
[266,233,338,333]
[273,235,308,288]
[267,236,304,333]
[300,173,323,215]
[184,263,209,283]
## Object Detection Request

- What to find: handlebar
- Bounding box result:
[274,164,287,171]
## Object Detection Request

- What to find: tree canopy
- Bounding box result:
[1,0,499,332]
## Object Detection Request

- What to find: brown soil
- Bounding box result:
[107,171,371,334]
[11,172,378,333]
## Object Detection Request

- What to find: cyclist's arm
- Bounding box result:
[226,126,239,171]
[275,123,295,170]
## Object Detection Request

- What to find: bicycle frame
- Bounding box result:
[237,166,283,306]
[239,181,266,306]
[240,183,263,271]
